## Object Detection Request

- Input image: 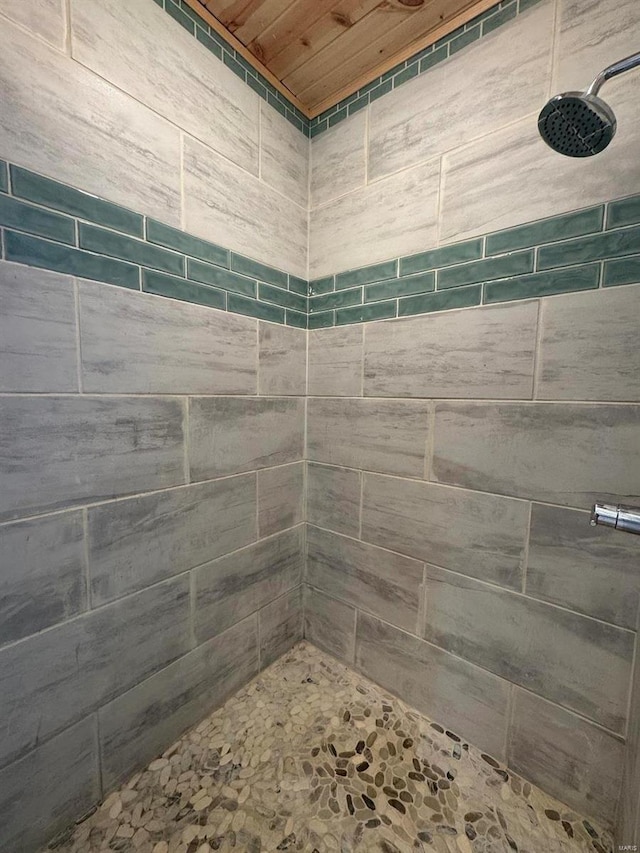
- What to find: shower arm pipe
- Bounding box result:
[586,50,640,96]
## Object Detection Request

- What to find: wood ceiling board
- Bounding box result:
[233,0,299,44]
[285,0,473,102]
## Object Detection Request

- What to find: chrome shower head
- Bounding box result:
[538,49,640,158]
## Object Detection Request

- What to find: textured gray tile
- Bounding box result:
[307,398,430,477]
[88,475,257,606]
[509,689,625,826]
[311,112,366,207]
[307,463,361,537]
[0,261,78,393]
[364,301,538,399]
[355,612,509,759]
[0,0,67,49]
[0,716,100,853]
[259,586,303,669]
[304,586,355,664]
[80,281,257,394]
[0,511,86,647]
[261,102,309,207]
[362,474,527,591]
[189,397,304,480]
[99,616,259,789]
[0,576,190,768]
[184,136,308,280]
[537,285,640,402]
[194,527,304,644]
[257,463,304,538]
[620,654,640,842]
[526,503,640,629]
[0,17,181,225]
[0,395,186,522]
[308,326,363,397]
[368,0,553,181]
[433,402,640,507]
[258,322,306,396]
[307,526,423,633]
[71,0,260,175]
[423,565,634,733]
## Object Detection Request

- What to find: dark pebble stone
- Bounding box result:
[376,719,384,727]
[561,821,574,838]
[464,811,483,822]
[339,751,355,759]
[417,830,433,842]
[375,772,384,787]
[361,772,374,784]
[447,771,456,781]
[335,769,347,777]
[382,704,392,712]
[436,826,457,836]
[364,708,371,717]
[445,731,460,742]
[387,742,397,757]
[465,824,477,840]
[392,776,406,789]
[366,732,377,746]
[367,786,378,799]
[336,758,348,769]
[328,743,337,757]
[383,713,389,722]
[432,764,444,777]
[399,791,412,804]
[311,747,320,757]
[329,799,340,814]
[438,780,450,790]
[383,787,398,798]
[365,819,381,828]
[356,740,365,754]
[506,835,518,851]
[364,747,374,762]
[496,809,507,830]
[402,738,413,748]
[428,780,438,795]
[310,788,321,804]
[381,815,392,826]
[452,744,462,759]
[495,769,509,781]
[583,820,598,839]
[593,843,607,853]
[393,721,402,731]
[346,794,355,815]
[431,723,444,733]
[356,761,370,773]
[412,758,421,772]
[388,799,406,814]
[362,794,376,810]
[545,809,560,821]
[408,772,425,782]
[481,753,500,769]
[343,710,351,722]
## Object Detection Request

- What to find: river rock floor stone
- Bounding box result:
[47,642,613,853]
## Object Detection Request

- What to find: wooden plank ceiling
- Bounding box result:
[189,0,495,116]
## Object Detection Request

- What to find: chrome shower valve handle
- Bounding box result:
[591,503,640,535]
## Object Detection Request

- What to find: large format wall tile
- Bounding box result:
[0,261,77,392]
[307,463,361,538]
[80,281,257,395]
[259,587,303,669]
[0,18,181,225]
[0,576,190,768]
[368,0,553,181]
[537,286,640,401]
[71,0,260,175]
[257,463,304,538]
[308,326,363,397]
[355,612,510,760]
[184,137,308,279]
[527,503,640,629]
[0,0,67,50]
[0,717,100,853]
[620,654,640,842]
[432,402,640,507]
[88,475,257,605]
[364,301,538,399]
[423,565,634,733]
[508,689,625,826]
[99,616,259,789]
[260,103,309,207]
[194,527,304,643]
[307,398,430,477]
[361,474,527,591]
[307,525,423,633]
[304,586,356,664]
[0,511,86,647]
[189,397,304,480]
[0,395,186,521]
[258,323,306,396]
[309,159,439,279]
[310,112,366,208]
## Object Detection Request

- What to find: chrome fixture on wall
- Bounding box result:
[538,50,640,157]
[591,503,640,535]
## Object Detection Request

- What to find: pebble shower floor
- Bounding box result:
[47,643,613,853]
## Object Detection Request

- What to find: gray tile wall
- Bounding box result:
[0,261,306,853]
[305,283,640,830]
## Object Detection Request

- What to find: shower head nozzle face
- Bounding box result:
[538,92,617,157]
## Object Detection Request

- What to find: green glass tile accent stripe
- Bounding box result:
[5,231,140,289]
[484,264,600,304]
[537,226,640,270]
[258,282,307,313]
[231,254,288,288]
[79,223,184,276]
[336,300,397,325]
[482,3,517,35]
[365,271,435,302]
[228,293,284,323]
[286,309,307,329]
[187,258,256,297]
[450,24,480,55]
[11,166,143,237]
[165,0,195,34]
[437,250,534,289]
[308,311,335,330]
[146,219,229,268]
[486,207,604,256]
[196,26,222,59]
[335,260,398,290]
[310,288,362,313]
[309,276,334,296]
[607,197,640,230]
[398,285,482,317]
[0,195,75,245]
[420,45,448,73]
[288,275,309,296]
[143,269,226,310]
[394,63,419,88]
[400,239,483,275]
[0,160,7,193]
[603,255,640,288]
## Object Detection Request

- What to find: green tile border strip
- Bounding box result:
[2,157,640,330]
